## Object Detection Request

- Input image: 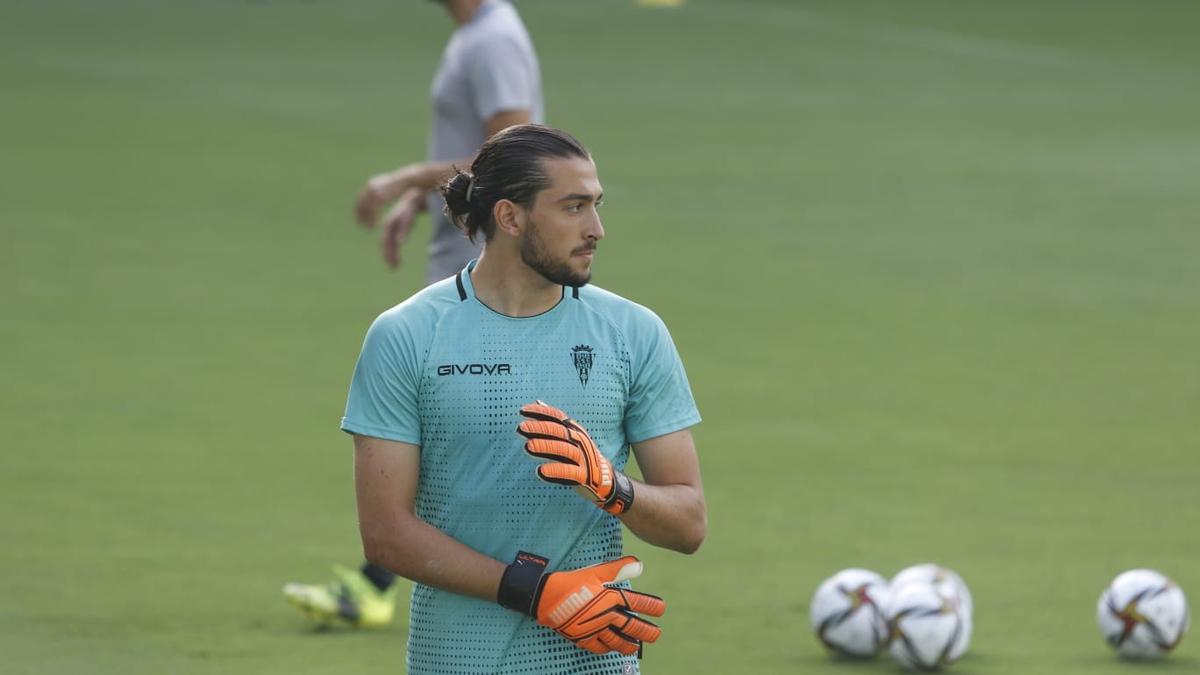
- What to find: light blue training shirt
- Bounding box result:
[342,262,700,675]
[425,0,544,284]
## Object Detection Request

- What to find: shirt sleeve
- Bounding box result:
[623,311,701,444]
[467,36,537,122]
[340,313,423,445]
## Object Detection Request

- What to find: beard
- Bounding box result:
[519,217,593,288]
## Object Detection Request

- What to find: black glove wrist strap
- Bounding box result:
[497,551,549,617]
[603,471,635,514]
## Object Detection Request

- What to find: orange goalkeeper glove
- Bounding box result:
[517,401,635,515]
[497,552,665,655]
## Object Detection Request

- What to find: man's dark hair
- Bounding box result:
[442,124,590,243]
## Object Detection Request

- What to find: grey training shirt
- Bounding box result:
[425,0,544,283]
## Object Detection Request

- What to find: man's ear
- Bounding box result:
[493,199,524,238]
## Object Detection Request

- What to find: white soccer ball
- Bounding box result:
[810,568,890,658]
[886,581,964,671]
[890,563,972,660]
[1097,569,1189,659]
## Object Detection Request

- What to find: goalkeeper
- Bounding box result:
[341,124,706,674]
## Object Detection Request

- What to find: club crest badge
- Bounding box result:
[571,345,594,387]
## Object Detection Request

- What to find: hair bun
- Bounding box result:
[443,169,474,220]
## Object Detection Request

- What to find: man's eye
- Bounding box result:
[595,199,604,209]
[567,204,582,213]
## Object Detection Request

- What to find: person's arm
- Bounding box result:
[354,109,532,229]
[618,429,707,555]
[354,432,668,654]
[353,433,505,601]
[518,404,706,555]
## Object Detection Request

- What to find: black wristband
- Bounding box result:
[497,551,549,616]
[603,471,635,514]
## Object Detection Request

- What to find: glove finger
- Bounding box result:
[573,634,609,654]
[619,589,666,617]
[562,417,592,438]
[584,556,642,584]
[519,401,569,424]
[598,628,640,655]
[537,463,589,487]
[525,438,584,465]
[564,422,597,454]
[516,419,572,442]
[616,613,662,643]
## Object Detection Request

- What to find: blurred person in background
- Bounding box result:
[284,0,543,629]
[354,0,543,281]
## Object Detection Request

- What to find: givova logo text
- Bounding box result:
[436,363,512,376]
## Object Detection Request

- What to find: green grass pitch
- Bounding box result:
[2,0,1198,673]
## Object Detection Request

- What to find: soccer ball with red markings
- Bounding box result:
[890,563,972,661]
[1097,569,1189,659]
[885,581,964,671]
[809,568,890,658]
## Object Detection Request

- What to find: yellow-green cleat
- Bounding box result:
[284,565,397,629]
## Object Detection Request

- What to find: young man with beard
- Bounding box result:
[342,124,706,673]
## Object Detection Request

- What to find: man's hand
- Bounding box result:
[517,401,634,515]
[498,552,665,655]
[379,188,427,268]
[354,166,419,230]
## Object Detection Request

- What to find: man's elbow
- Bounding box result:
[359,507,423,576]
[359,524,408,576]
[360,535,391,570]
[677,509,707,555]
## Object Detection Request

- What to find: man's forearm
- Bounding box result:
[618,480,707,555]
[361,510,505,602]
[377,158,472,201]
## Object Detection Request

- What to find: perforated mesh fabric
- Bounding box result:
[342,264,700,674]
